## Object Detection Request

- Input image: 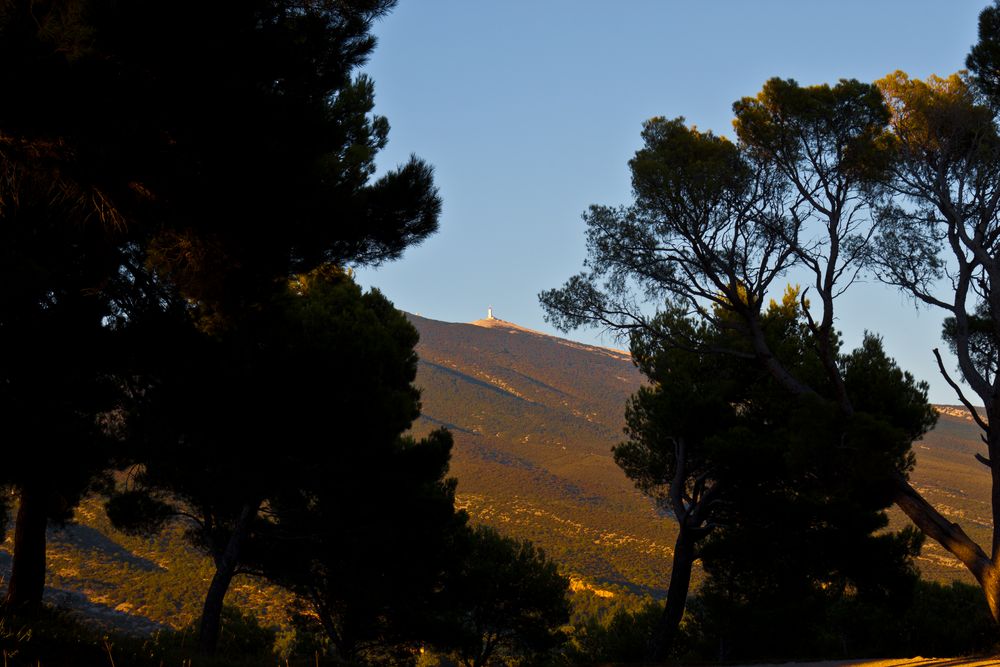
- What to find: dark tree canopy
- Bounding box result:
[0,0,443,641]
[109,267,430,652]
[104,0,442,326]
[264,428,466,662]
[689,332,931,661]
[0,0,442,347]
[0,62,133,607]
[436,525,570,667]
[614,287,934,660]
[968,0,1000,105]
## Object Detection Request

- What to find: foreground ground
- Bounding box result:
[746,658,1000,666]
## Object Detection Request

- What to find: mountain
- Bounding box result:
[406,314,667,598]
[405,314,991,592]
[0,313,991,634]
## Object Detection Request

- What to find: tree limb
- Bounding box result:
[891,472,992,579]
[933,347,991,434]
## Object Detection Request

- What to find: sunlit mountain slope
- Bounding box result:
[406,314,673,597]
[407,313,993,591]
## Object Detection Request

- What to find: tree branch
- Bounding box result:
[933,347,991,434]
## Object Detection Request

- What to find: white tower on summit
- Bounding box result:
[487,305,494,320]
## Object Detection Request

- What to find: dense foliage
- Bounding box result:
[610,288,936,659]
[434,525,570,667]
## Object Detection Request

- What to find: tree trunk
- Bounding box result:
[978,562,1000,625]
[3,485,48,609]
[890,472,1000,622]
[648,524,697,661]
[988,407,1000,626]
[314,597,353,663]
[197,500,260,653]
[473,633,497,667]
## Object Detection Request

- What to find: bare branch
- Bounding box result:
[933,347,991,434]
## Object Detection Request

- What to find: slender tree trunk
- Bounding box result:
[473,633,496,667]
[197,500,260,653]
[3,484,48,609]
[314,597,354,663]
[648,524,697,661]
[987,407,1000,625]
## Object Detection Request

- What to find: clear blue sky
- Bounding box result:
[355,1,987,405]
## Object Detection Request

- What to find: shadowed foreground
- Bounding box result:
[744,658,1000,666]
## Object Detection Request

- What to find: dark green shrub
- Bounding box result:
[901,580,997,656]
[563,601,666,664]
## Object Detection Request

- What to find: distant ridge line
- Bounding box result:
[403,311,633,362]
[935,405,988,423]
[469,317,632,361]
